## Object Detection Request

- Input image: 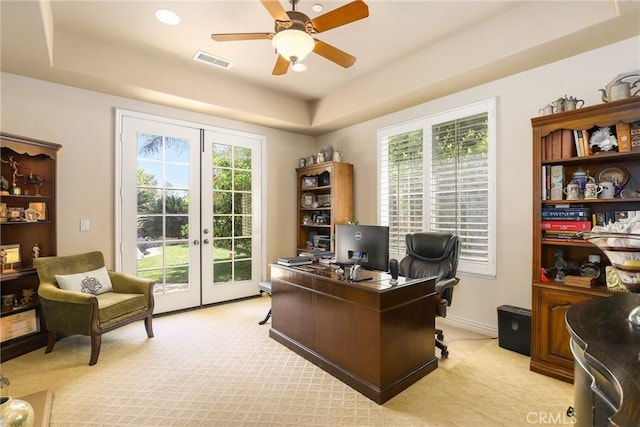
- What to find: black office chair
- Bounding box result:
[399,232,461,358]
[257,281,272,325]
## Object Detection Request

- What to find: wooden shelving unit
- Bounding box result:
[1,132,61,361]
[296,161,353,253]
[530,97,640,383]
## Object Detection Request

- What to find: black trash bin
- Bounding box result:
[497,305,531,356]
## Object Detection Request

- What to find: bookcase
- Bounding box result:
[530,97,640,383]
[1,133,61,361]
[296,161,353,253]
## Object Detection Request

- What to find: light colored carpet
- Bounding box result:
[0,297,573,426]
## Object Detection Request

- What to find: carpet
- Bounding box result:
[0,297,573,426]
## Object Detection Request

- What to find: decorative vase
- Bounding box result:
[0,396,35,427]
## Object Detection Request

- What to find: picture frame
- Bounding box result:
[302,176,318,189]
[24,208,38,222]
[7,207,24,222]
[0,203,6,223]
[28,202,46,221]
[0,243,22,268]
[301,193,316,208]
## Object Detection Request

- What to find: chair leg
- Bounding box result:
[45,331,56,354]
[435,328,449,358]
[145,315,154,338]
[89,333,102,366]
[258,309,271,325]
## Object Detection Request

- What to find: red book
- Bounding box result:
[541,220,592,231]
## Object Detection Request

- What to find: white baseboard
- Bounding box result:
[438,315,498,338]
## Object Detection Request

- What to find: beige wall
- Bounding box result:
[0,74,315,277]
[316,36,640,333]
[2,35,639,333]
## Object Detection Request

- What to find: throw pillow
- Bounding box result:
[55,266,113,295]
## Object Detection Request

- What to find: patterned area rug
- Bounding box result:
[1,297,572,426]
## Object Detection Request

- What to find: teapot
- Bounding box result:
[599,72,640,102]
[551,97,566,113]
[563,95,584,110]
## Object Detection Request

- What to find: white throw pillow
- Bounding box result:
[55,266,113,295]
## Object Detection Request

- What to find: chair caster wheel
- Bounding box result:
[437,333,444,341]
[441,349,449,359]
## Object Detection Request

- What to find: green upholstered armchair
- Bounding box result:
[35,251,154,365]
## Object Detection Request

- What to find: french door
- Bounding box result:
[117,111,264,314]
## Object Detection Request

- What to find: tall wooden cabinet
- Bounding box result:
[530,97,640,383]
[1,133,61,361]
[296,161,353,253]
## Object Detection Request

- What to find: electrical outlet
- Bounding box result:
[80,219,90,231]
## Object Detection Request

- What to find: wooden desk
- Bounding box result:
[269,264,437,404]
[566,293,640,427]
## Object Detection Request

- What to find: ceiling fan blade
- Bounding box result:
[310,0,369,33]
[272,55,290,75]
[261,0,290,22]
[313,39,356,68]
[211,33,273,42]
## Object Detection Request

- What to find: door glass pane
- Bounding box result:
[211,143,253,283]
[136,133,191,295]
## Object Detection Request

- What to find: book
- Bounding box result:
[631,120,640,151]
[616,121,632,152]
[560,129,575,158]
[581,130,591,156]
[549,165,564,200]
[551,131,562,160]
[277,256,314,266]
[542,231,581,239]
[573,130,582,156]
[563,275,596,288]
[542,208,591,220]
[541,220,592,231]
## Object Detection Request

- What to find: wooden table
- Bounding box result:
[566,293,640,427]
[269,264,437,404]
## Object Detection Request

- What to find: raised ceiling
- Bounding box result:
[1,1,639,135]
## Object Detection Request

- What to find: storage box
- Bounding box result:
[497,305,531,356]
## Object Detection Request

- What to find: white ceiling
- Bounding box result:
[2,1,639,135]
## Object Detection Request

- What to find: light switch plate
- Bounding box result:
[80,219,90,231]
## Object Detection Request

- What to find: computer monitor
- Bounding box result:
[335,224,390,272]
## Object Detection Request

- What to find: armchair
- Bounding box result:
[35,251,154,365]
[399,232,461,358]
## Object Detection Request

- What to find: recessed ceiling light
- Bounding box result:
[155,9,180,26]
[292,62,308,72]
[312,4,324,13]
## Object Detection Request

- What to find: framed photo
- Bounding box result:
[7,207,24,222]
[24,208,38,222]
[317,194,331,207]
[301,193,316,208]
[28,202,46,221]
[302,176,318,189]
[1,243,22,268]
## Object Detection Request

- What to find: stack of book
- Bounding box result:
[277,256,314,266]
[541,206,591,239]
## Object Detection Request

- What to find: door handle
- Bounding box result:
[193,240,200,245]
[203,239,210,245]
[203,228,210,234]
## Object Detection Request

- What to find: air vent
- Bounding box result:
[193,51,234,70]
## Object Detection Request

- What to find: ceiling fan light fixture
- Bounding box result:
[272,29,315,62]
[155,9,180,26]
[291,62,308,72]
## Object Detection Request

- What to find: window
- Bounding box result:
[378,99,496,277]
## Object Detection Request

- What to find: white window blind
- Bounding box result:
[379,121,426,257]
[378,99,496,277]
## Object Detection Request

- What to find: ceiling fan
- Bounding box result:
[211,0,369,75]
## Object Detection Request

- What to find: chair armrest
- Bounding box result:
[435,277,459,295]
[108,271,154,295]
[37,281,95,304]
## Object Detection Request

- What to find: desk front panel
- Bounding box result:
[270,265,437,403]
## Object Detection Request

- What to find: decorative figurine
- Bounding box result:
[32,243,40,259]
